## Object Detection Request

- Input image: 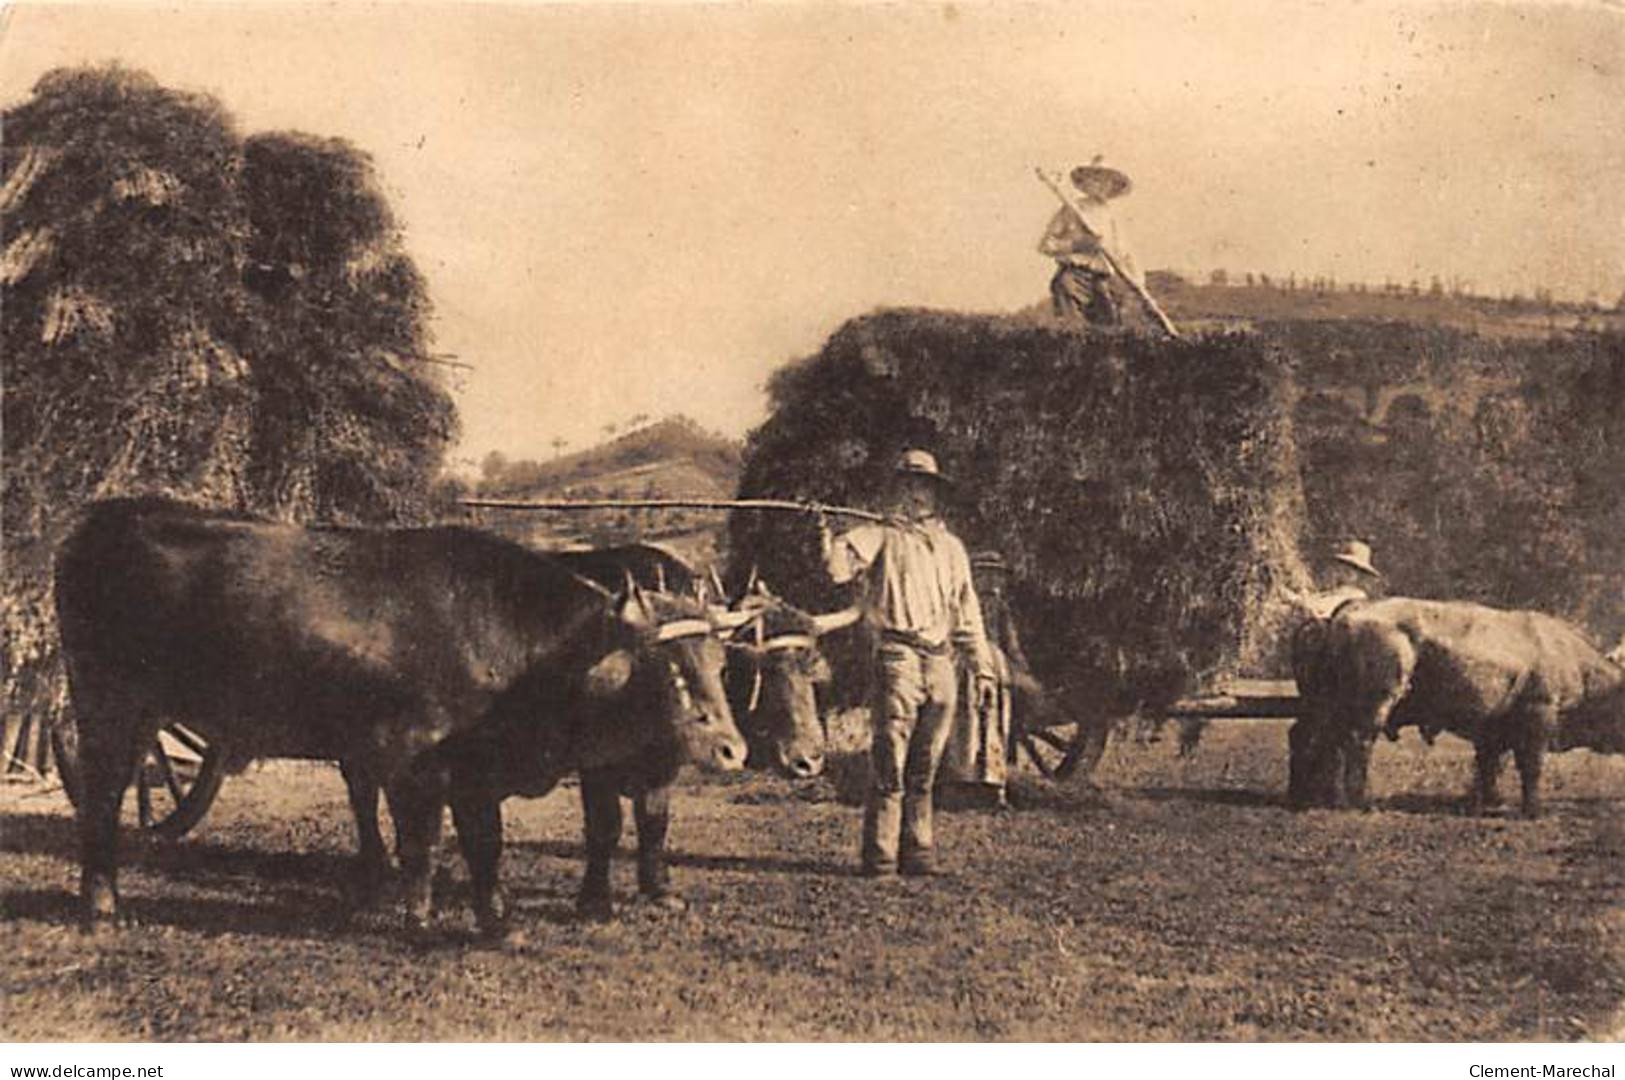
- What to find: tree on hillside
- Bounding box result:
[1,65,456,769]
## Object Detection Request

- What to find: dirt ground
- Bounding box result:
[2,721,1621,1042]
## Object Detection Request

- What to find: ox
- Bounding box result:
[552,545,858,779]
[55,498,747,934]
[1290,597,1625,817]
[344,542,859,926]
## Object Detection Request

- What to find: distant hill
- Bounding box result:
[470,415,742,567]
[1022,271,1625,337]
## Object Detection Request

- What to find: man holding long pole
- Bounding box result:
[1037,157,1179,338]
[818,450,996,878]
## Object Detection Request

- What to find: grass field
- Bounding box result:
[2,723,1620,1042]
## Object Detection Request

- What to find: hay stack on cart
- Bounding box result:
[728,310,1314,771]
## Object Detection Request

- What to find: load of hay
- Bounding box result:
[2,66,456,773]
[729,310,1311,720]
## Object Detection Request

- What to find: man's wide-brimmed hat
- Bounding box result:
[1331,540,1382,579]
[1070,157,1132,201]
[894,448,950,485]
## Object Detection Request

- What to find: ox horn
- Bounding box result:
[709,607,757,632]
[621,568,650,610]
[568,571,615,600]
[655,617,715,643]
[810,606,862,636]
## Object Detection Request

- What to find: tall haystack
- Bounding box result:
[729,311,1311,719]
[1,66,457,774]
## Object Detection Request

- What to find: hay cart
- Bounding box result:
[47,680,1304,838]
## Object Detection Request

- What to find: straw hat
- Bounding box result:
[1330,540,1382,579]
[894,448,949,485]
[1070,156,1132,201]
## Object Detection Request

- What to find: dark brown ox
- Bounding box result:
[1290,597,1625,817]
[54,498,746,933]
[346,542,858,926]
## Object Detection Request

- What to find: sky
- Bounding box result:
[3,1,1622,469]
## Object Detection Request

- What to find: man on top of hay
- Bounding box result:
[1037,157,1144,326]
[818,449,996,877]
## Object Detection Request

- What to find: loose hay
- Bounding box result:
[730,310,1313,717]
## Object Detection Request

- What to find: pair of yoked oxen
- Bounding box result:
[54,498,855,938]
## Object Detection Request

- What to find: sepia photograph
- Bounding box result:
[1,0,1622,1052]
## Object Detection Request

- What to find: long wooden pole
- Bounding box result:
[1036,167,1181,339]
[460,496,886,521]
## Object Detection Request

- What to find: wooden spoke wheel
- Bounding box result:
[134,724,227,838]
[1010,715,1110,781]
[51,721,227,839]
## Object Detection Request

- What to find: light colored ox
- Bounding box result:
[1290,597,1625,817]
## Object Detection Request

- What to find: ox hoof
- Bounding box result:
[79,912,132,938]
[575,895,615,923]
[402,909,437,938]
[474,921,527,950]
[639,892,688,914]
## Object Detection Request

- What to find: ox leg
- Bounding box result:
[387,774,445,932]
[1512,707,1554,820]
[74,707,157,929]
[1470,738,1506,814]
[576,770,622,921]
[1299,714,1349,809]
[340,761,388,908]
[1287,717,1318,808]
[1341,733,1375,810]
[633,784,683,909]
[448,789,508,938]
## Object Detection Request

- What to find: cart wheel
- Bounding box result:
[133,723,227,838]
[1013,716,1111,781]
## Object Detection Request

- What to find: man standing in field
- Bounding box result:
[1038,158,1144,326]
[818,449,996,877]
[1288,539,1383,620]
[1288,540,1387,802]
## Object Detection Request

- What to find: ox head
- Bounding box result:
[584,577,750,774]
[1559,636,1625,755]
[720,579,861,779]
